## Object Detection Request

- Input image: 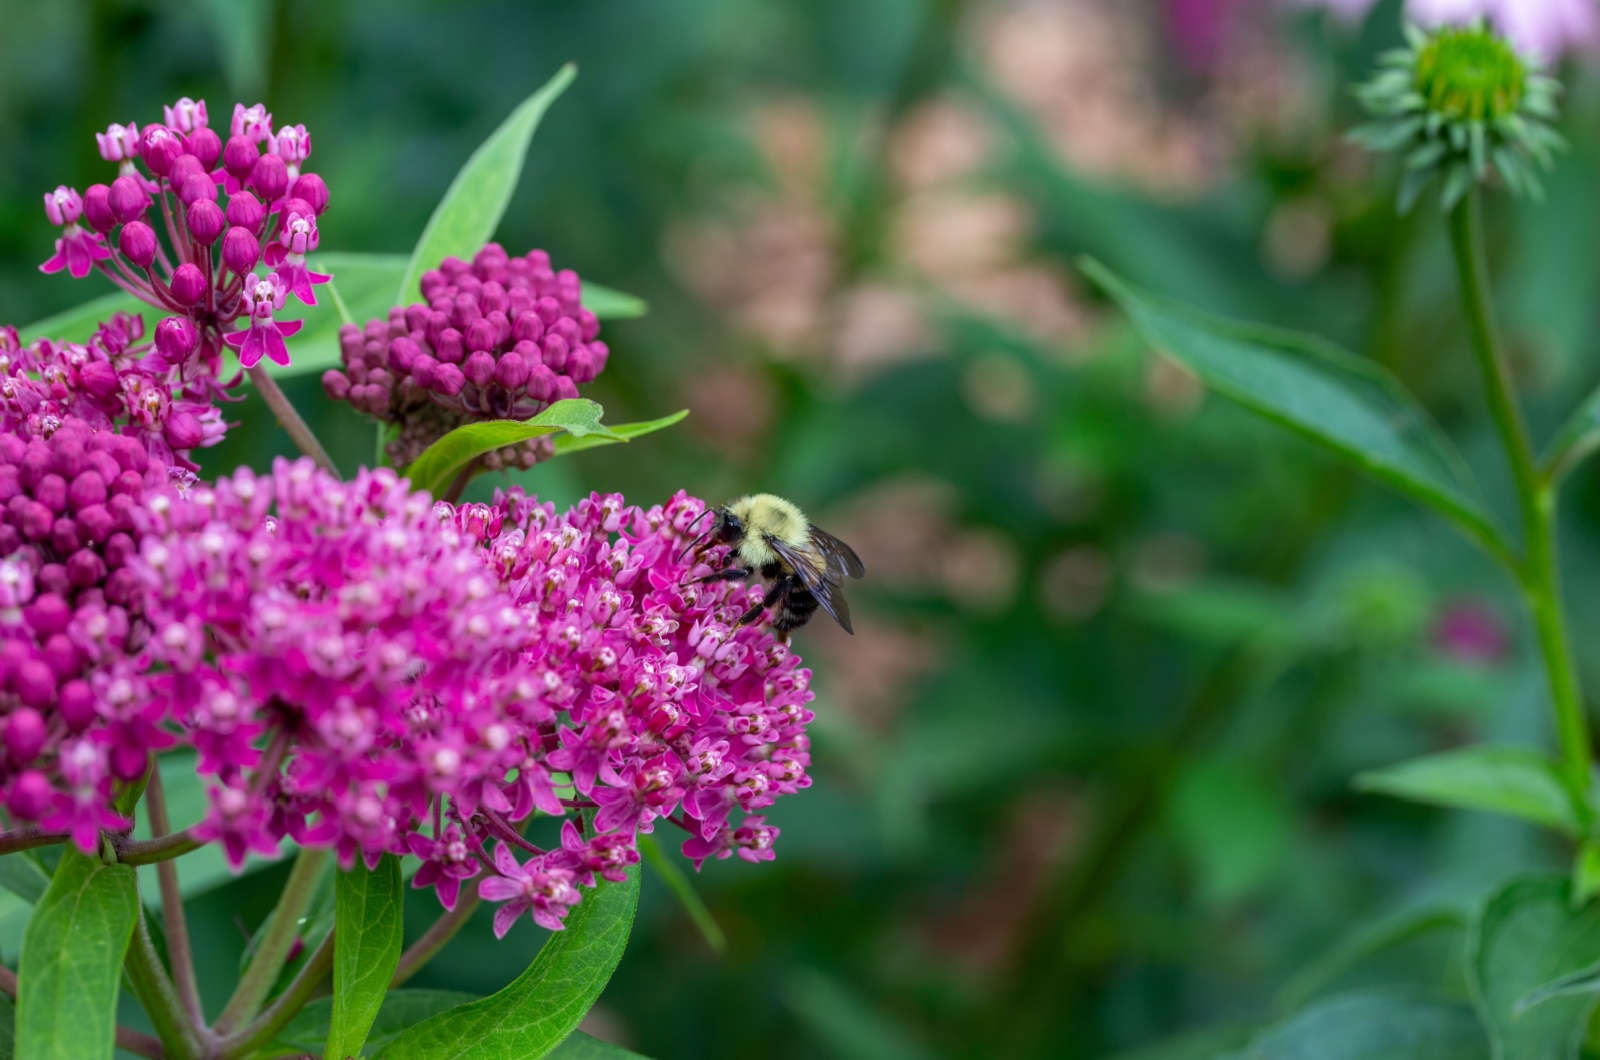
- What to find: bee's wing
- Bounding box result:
[809,526,865,578]
[768,535,854,634]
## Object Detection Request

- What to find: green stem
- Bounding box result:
[214,845,330,1035]
[215,929,335,1060]
[124,909,207,1060]
[1449,190,1592,804]
[146,769,205,1026]
[248,364,337,474]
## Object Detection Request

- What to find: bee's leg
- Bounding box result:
[736,578,790,628]
[692,567,754,585]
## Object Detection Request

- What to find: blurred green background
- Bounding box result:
[7,0,1600,1056]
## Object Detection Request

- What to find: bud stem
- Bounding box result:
[248,365,338,475]
[1449,189,1593,807]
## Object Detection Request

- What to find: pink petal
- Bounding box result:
[478,876,524,903]
[492,902,523,939]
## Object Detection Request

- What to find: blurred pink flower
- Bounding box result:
[1290,0,1600,57]
[1431,599,1511,664]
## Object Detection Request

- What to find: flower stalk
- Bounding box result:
[214,845,330,1035]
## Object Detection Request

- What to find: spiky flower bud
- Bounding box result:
[1352,21,1565,211]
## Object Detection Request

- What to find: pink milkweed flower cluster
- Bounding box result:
[322,244,610,469]
[0,313,228,472]
[42,97,332,373]
[118,462,810,933]
[1289,0,1600,58]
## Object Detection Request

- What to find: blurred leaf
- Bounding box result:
[1107,1022,1253,1060]
[1278,900,1470,1010]
[1540,383,1600,483]
[1354,746,1579,836]
[16,850,138,1060]
[398,64,577,305]
[1081,259,1509,565]
[1227,989,1488,1059]
[0,995,14,1060]
[0,853,50,907]
[403,399,621,497]
[18,291,143,344]
[1470,874,1600,1058]
[198,0,272,96]
[552,410,688,456]
[265,989,479,1056]
[580,283,648,320]
[1574,841,1600,906]
[1513,958,1600,1019]
[1168,759,1294,906]
[547,1033,653,1059]
[784,968,936,1060]
[328,854,404,1060]
[372,865,638,1059]
[638,834,726,953]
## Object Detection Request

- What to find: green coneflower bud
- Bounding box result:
[1352,21,1564,212]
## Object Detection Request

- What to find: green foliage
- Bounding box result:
[638,835,726,953]
[1469,875,1600,1058]
[1226,989,1489,1059]
[398,65,577,305]
[329,855,405,1060]
[15,851,137,1060]
[551,410,689,456]
[373,866,639,1059]
[401,398,622,496]
[546,1033,653,1059]
[1354,746,1582,835]
[265,989,480,1057]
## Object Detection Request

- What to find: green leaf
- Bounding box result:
[1541,383,1600,483]
[1513,958,1600,1019]
[579,283,648,320]
[552,410,689,456]
[398,65,577,305]
[1470,874,1600,1059]
[0,854,52,907]
[547,1032,653,1059]
[638,834,725,953]
[264,989,479,1057]
[1278,899,1469,1010]
[402,398,622,497]
[784,968,938,1060]
[373,865,639,1060]
[1230,988,1488,1059]
[1354,745,1580,836]
[1576,841,1600,906]
[1081,258,1509,564]
[18,291,144,345]
[0,995,15,1060]
[15,850,138,1060]
[327,855,404,1060]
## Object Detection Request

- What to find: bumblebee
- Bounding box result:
[682,494,865,635]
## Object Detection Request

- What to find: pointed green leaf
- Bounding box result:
[16,850,138,1060]
[638,834,725,953]
[19,291,144,345]
[0,854,51,907]
[1470,874,1600,1059]
[552,410,688,456]
[327,854,404,1060]
[1513,958,1600,1019]
[548,1032,653,1059]
[398,65,577,305]
[1082,259,1508,564]
[1232,988,1488,1059]
[579,284,648,320]
[1354,745,1579,835]
[402,399,622,497]
[1541,383,1600,483]
[373,865,639,1060]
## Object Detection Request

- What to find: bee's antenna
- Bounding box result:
[675,507,718,564]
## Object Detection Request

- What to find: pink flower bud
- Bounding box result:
[43,186,82,227]
[291,173,329,215]
[222,226,260,275]
[108,176,149,224]
[139,126,184,176]
[164,411,203,450]
[495,350,531,390]
[388,337,420,373]
[9,770,52,820]
[232,102,274,142]
[466,319,497,353]
[226,190,266,234]
[462,351,496,387]
[168,264,207,307]
[433,363,466,397]
[189,126,223,170]
[77,361,119,399]
[167,154,206,190]
[14,658,55,707]
[223,135,260,181]
[155,317,200,362]
[82,184,115,233]
[321,370,351,401]
[186,199,225,245]
[119,222,158,269]
[163,97,208,133]
[272,123,311,165]
[58,681,93,730]
[178,172,217,206]
[4,709,45,763]
[250,153,288,202]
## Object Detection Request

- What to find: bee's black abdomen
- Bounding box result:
[774,585,820,633]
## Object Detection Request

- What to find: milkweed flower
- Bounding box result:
[321,243,610,469]
[222,273,304,369]
[37,97,332,378]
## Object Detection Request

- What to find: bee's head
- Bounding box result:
[715,507,744,543]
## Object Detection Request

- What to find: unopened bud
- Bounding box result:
[119,222,158,269]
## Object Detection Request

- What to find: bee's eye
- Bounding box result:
[721,514,742,539]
